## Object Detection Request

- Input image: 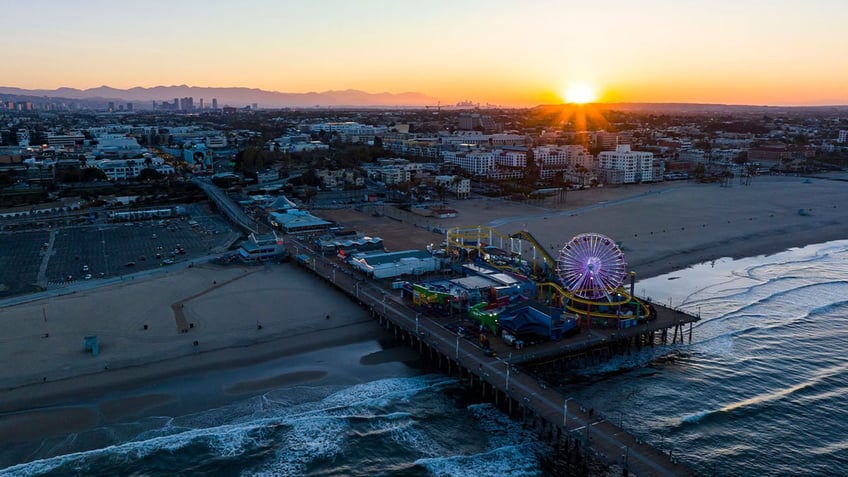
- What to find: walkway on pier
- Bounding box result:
[192,177,261,234]
[288,238,699,476]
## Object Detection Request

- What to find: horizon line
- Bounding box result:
[1,84,847,109]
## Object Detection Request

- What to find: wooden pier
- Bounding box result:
[289,238,701,476]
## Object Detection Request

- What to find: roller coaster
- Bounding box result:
[444,225,557,279]
[445,226,653,325]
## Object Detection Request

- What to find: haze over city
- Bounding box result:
[3,0,847,107]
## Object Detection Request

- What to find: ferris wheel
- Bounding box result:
[557,233,627,300]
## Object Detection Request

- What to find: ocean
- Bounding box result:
[2,240,847,476]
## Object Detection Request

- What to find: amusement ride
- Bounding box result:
[442,226,653,330]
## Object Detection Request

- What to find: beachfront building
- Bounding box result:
[442,150,497,176]
[238,232,285,262]
[434,175,471,199]
[268,209,332,234]
[348,250,439,279]
[315,235,384,256]
[598,145,655,184]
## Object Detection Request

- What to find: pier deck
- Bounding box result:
[288,238,700,476]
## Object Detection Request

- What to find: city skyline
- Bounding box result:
[3,0,847,107]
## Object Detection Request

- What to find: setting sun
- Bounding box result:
[563,83,598,104]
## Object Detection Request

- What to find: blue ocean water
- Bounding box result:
[0,341,547,477]
[3,240,847,476]
[564,240,848,476]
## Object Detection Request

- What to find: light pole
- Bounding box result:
[355,281,359,298]
[415,313,420,334]
[332,268,336,283]
[563,397,572,428]
[506,352,512,391]
[455,331,460,360]
[383,294,387,314]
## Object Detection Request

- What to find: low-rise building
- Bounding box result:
[268,209,332,234]
[434,175,471,199]
[238,232,285,262]
[348,250,439,279]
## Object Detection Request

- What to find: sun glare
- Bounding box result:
[563,83,598,104]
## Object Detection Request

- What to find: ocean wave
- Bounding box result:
[680,409,715,425]
[0,375,461,477]
[805,299,848,318]
[719,362,848,418]
[415,444,542,477]
[574,345,682,377]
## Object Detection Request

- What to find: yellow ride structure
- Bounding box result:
[445,225,653,326]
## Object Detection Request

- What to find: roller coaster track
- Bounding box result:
[537,282,652,320]
[445,226,556,278]
[446,225,652,321]
[508,230,557,273]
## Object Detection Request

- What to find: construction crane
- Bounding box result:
[423,102,445,131]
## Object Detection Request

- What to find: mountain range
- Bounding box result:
[0,85,439,109]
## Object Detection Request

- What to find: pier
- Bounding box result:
[289,238,700,476]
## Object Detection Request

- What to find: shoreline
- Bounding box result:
[0,263,382,417]
[0,319,383,415]
[1,174,847,424]
[629,220,848,279]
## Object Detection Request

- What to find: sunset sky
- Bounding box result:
[3,0,847,107]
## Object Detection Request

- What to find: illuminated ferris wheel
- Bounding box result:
[556,233,627,300]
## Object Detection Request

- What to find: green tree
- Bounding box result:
[138,168,163,181]
[523,147,539,186]
[81,167,108,182]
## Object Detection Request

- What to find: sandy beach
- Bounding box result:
[428,174,847,279]
[1,173,846,449]
[0,263,378,417]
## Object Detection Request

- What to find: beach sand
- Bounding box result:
[0,263,377,417]
[429,174,847,279]
[1,173,846,448]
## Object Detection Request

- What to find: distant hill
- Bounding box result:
[534,102,848,116]
[0,85,439,109]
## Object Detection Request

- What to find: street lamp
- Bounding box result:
[506,352,512,391]
[563,397,572,428]
[415,313,420,334]
[455,331,460,360]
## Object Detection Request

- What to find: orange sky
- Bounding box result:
[2,0,847,107]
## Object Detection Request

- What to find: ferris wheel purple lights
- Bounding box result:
[557,233,627,300]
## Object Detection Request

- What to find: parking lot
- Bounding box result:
[49,224,233,282]
[0,231,51,296]
[0,204,241,297]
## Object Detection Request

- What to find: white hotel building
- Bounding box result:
[443,145,593,181]
[598,145,655,184]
